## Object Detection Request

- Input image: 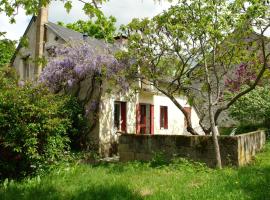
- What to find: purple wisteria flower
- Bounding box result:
[39,41,129,93]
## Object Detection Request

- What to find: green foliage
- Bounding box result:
[1,142,270,200]
[229,86,270,133]
[64,0,72,13]
[19,36,29,48]
[0,67,85,179]
[0,0,108,23]
[150,152,170,167]
[120,0,270,139]
[58,13,117,42]
[0,33,16,68]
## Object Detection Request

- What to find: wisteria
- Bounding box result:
[225,63,257,92]
[39,41,128,93]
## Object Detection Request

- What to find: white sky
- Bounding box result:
[0,0,173,41]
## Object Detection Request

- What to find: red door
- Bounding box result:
[139,105,147,134]
[136,104,146,134]
[136,104,154,134]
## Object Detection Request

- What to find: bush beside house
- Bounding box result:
[229,86,270,137]
[0,67,86,179]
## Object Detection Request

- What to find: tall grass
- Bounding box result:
[1,142,270,200]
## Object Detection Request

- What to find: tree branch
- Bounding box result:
[214,35,269,124]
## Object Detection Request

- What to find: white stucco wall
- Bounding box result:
[13,19,37,80]
[45,29,65,47]
[139,92,204,135]
[99,91,138,155]
[12,19,65,80]
[99,90,204,155]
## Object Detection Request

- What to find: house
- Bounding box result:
[11,6,204,157]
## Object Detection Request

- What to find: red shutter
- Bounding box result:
[136,104,140,134]
[160,106,162,129]
[121,102,127,132]
[150,105,154,134]
[164,107,168,129]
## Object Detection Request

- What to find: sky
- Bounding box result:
[0,0,173,41]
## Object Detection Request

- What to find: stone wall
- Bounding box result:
[119,130,266,167]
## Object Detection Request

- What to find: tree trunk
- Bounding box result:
[186,116,199,135]
[209,106,222,169]
[154,85,200,135]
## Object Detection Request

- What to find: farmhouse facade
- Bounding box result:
[11,6,204,156]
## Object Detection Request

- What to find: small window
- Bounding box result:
[160,106,168,129]
[114,101,127,132]
[22,57,30,80]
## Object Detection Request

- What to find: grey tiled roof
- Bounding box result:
[46,22,83,41]
[46,22,118,52]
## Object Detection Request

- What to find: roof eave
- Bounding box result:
[10,16,37,66]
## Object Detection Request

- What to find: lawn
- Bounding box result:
[1,142,270,200]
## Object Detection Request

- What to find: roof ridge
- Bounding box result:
[45,21,83,42]
[46,21,83,35]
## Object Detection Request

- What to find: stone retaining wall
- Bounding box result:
[119,130,266,167]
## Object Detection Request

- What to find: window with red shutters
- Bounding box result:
[114,101,127,132]
[160,106,168,129]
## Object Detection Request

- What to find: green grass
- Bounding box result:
[1,142,270,200]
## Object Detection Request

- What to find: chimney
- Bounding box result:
[35,3,48,78]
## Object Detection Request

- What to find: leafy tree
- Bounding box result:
[58,14,117,42]
[0,0,108,23]
[0,32,16,67]
[0,0,170,23]
[118,0,270,168]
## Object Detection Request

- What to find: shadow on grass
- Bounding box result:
[90,161,146,174]
[73,184,143,200]
[235,166,270,200]
[0,186,61,200]
[0,183,143,200]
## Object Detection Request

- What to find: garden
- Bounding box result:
[1,142,270,200]
[1,0,270,199]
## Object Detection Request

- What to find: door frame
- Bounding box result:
[136,103,154,134]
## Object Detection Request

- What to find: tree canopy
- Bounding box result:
[118,0,270,168]
[230,86,270,129]
[0,0,108,23]
[58,14,117,42]
[0,32,16,68]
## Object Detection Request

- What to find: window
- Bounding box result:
[22,57,30,80]
[160,106,168,129]
[114,101,127,132]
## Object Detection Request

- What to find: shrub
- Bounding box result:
[0,67,85,179]
[229,86,270,135]
[150,152,170,168]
